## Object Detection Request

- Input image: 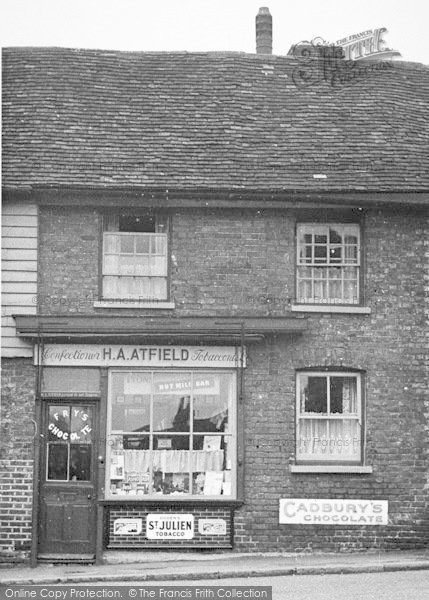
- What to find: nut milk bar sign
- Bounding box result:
[36,344,245,368]
[279,499,388,525]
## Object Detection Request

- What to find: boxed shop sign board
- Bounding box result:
[36,344,245,368]
[146,514,194,539]
[279,499,388,525]
[113,518,143,535]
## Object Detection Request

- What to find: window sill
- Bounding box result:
[94,301,175,309]
[99,498,243,506]
[291,304,371,314]
[289,465,373,474]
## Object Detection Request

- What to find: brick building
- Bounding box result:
[1,10,428,564]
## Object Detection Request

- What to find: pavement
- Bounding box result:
[1,550,429,585]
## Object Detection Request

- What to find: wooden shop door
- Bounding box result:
[38,401,98,560]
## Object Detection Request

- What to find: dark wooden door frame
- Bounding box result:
[30,396,42,567]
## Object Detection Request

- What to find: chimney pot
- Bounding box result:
[256,7,272,55]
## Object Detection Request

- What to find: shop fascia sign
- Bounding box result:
[35,344,246,368]
[279,498,388,525]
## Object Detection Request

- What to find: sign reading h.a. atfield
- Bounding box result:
[35,344,245,368]
[146,514,194,539]
[279,499,388,525]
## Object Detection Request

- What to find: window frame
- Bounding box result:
[99,212,171,303]
[295,222,362,306]
[45,402,95,483]
[295,370,364,465]
[105,368,238,500]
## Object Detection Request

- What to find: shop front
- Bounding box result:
[16,314,306,563]
[36,344,241,558]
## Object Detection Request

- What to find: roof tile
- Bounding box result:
[2,47,429,193]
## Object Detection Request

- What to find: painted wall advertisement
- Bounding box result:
[279,499,388,525]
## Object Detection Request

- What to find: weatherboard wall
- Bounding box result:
[1,202,38,358]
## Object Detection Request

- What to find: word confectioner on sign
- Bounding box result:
[37,344,245,368]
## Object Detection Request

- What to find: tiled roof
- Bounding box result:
[2,47,429,193]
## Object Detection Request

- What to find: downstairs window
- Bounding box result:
[296,371,363,463]
[106,370,236,498]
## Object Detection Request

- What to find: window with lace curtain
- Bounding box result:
[296,371,363,463]
[106,370,236,499]
[102,214,169,300]
[296,224,360,304]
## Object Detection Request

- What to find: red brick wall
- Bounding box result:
[37,206,297,316]
[107,504,233,549]
[233,207,429,551]
[9,203,429,552]
[234,335,429,552]
[0,359,37,562]
[171,208,295,316]
[38,206,99,314]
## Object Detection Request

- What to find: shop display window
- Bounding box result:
[106,371,236,498]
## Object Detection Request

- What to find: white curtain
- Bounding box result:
[298,376,360,460]
[297,419,360,459]
[123,449,224,474]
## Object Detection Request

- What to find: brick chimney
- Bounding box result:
[256,7,272,54]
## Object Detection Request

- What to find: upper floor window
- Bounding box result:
[296,371,362,464]
[296,223,360,305]
[102,214,168,301]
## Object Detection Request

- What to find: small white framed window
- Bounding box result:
[105,370,237,499]
[296,223,360,305]
[296,371,363,463]
[102,214,168,301]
